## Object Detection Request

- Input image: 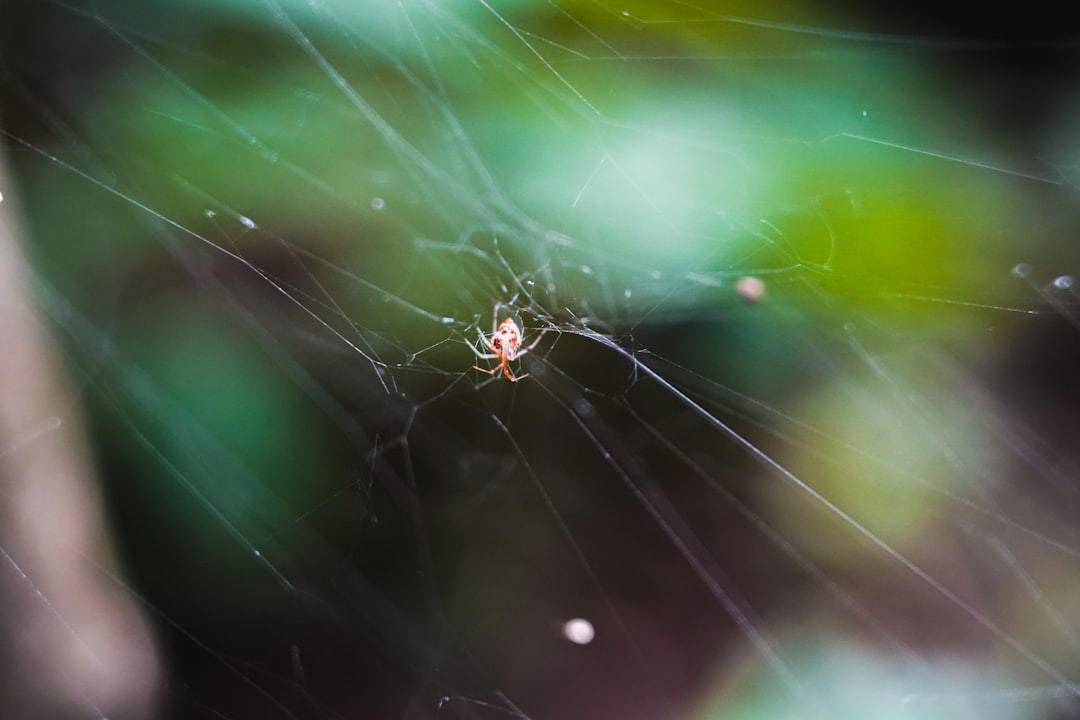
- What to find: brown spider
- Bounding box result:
[469,307,546,382]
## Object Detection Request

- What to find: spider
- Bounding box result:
[469,307,545,382]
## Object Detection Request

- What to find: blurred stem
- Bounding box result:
[0,148,161,718]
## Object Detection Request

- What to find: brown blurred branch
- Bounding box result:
[0,149,161,718]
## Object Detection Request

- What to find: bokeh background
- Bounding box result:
[2,1,1080,718]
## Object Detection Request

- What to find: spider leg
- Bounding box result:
[467,346,500,360]
[515,329,548,359]
[505,368,529,382]
[473,364,501,375]
[466,329,499,360]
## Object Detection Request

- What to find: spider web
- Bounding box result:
[2,1,1080,718]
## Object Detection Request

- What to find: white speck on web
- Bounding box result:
[562,618,595,645]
